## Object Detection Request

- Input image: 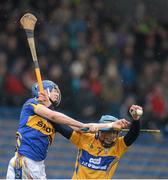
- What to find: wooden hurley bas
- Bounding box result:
[20,13,43,92]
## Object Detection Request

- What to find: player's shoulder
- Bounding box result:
[21,98,39,111]
[70,131,95,147]
[78,131,95,141]
[24,97,38,106]
[20,98,38,117]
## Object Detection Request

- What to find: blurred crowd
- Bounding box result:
[0,0,168,136]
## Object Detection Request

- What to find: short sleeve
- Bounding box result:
[70,131,94,149]
[70,131,82,148]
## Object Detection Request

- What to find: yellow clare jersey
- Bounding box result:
[70,131,128,179]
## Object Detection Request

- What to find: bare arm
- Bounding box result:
[80,119,130,133]
[92,119,130,130]
[37,91,130,131]
[35,104,84,128]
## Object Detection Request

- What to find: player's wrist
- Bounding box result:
[46,101,52,107]
[38,99,52,107]
[132,116,140,121]
[107,122,114,128]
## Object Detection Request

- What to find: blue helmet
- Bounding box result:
[98,115,118,131]
[32,80,61,106]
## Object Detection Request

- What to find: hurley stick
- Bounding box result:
[20,13,43,92]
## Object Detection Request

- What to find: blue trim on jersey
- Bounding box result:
[79,149,116,171]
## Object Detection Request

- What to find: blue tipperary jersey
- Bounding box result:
[16,98,55,161]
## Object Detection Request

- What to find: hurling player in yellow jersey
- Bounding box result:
[6,80,130,179]
[54,104,142,179]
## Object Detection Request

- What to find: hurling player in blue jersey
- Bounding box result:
[6,80,130,179]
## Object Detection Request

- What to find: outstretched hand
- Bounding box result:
[81,119,130,133]
[111,119,130,130]
[38,90,51,107]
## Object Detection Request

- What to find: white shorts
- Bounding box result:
[6,153,46,179]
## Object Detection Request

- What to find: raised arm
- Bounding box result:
[124,105,142,146]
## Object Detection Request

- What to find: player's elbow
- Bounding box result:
[48,111,63,123]
[48,111,57,122]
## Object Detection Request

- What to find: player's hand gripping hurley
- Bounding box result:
[20,13,43,92]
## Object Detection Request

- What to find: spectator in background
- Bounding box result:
[137,61,161,103]
[103,25,120,60]
[22,64,38,92]
[144,33,156,60]
[88,56,102,97]
[89,68,102,97]
[48,64,63,85]
[4,57,27,105]
[120,94,137,120]
[144,82,168,136]
[48,63,72,110]
[70,60,84,93]
[61,48,73,73]
[0,52,7,105]
[101,59,123,117]
[156,26,168,62]
[119,44,137,94]
[6,35,19,65]
[38,56,49,78]
[73,77,99,121]
[161,58,168,98]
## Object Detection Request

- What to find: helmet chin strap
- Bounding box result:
[49,98,59,109]
[47,88,51,98]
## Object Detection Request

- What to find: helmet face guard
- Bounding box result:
[98,130,120,148]
[32,80,61,106]
[98,115,120,148]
